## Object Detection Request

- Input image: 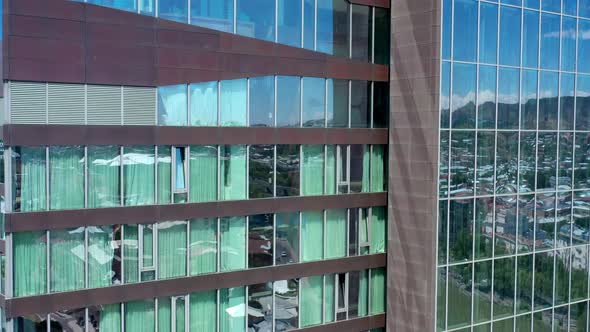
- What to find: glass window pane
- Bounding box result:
[301,211,323,262]
[351,5,371,62]
[191,0,233,33]
[436,268,447,330]
[502,0,521,5]
[220,217,246,271]
[476,132,495,196]
[123,146,155,206]
[473,260,492,324]
[248,283,273,330]
[496,132,518,195]
[453,0,477,62]
[220,79,247,127]
[573,191,590,245]
[189,145,218,202]
[562,17,576,72]
[555,249,570,306]
[349,270,369,318]
[441,61,451,129]
[248,214,273,268]
[558,134,574,190]
[158,221,187,279]
[158,85,187,126]
[369,268,385,315]
[300,276,323,327]
[303,0,315,50]
[325,209,346,259]
[50,309,86,331]
[494,195,517,256]
[497,67,519,129]
[50,228,85,292]
[351,80,370,128]
[542,0,561,12]
[274,279,299,330]
[189,290,217,331]
[159,0,188,23]
[374,8,389,65]
[534,252,554,310]
[302,77,326,127]
[301,145,324,196]
[479,3,498,64]
[139,0,155,15]
[249,145,274,199]
[49,146,84,210]
[157,146,172,205]
[442,0,452,60]
[327,79,348,128]
[13,231,47,297]
[451,63,476,129]
[540,13,560,70]
[88,225,121,288]
[249,76,275,127]
[523,10,539,68]
[492,257,515,319]
[570,246,589,301]
[561,74,575,130]
[276,76,301,127]
[478,66,497,130]
[220,145,247,200]
[520,133,536,193]
[499,6,522,66]
[190,82,218,126]
[569,302,587,331]
[574,133,590,190]
[539,71,559,130]
[450,131,475,197]
[350,144,370,193]
[125,300,155,332]
[275,212,299,265]
[580,20,590,73]
[237,0,275,41]
[373,81,389,128]
[536,133,557,192]
[123,224,139,283]
[316,0,349,57]
[371,145,386,192]
[564,0,577,15]
[577,75,590,130]
[88,146,120,208]
[278,0,302,47]
[447,264,472,329]
[89,304,121,332]
[276,145,300,197]
[89,0,137,12]
[189,218,217,275]
[220,287,246,332]
[516,254,533,313]
[15,146,47,212]
[449,198,474,263]
[525,0,540,7]
[521,70,538,130]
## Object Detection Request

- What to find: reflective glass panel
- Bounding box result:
[534,252,554,310]
[190,82,218,126]
[539,71,559,130]
[581,0,590,18]
[580,20,590,73]
[478,66,497,129]
[220,145,247,200]
[220,217,246,271]
[89,0,137,12]
[523,10,539,68]
[276,76,301,127]
[474,197,493,259]
[536,193,557,250]
[49,146,84,210]
[302,77,326,127]
[159,0,188,23]
[517,196,534,253]
[88,146,120,208]
[521,70,538,130]
[248,214,273,268]
[442,0,452,60]
[351,5,371,62]
[473,260,492,323]
[220,287,246,332]
[189,218,217,275]
[497,67,519,129]
[248,283,273,330]
[350,80,370,128]
[237,0,275,42]
[50,228,85,292]
[577,75,590,130]
[316,0,349,57]
[479,3,498,64]
[496,132,518,194]
[451,63,476,129]
[493,257,515,319]
[516,254,533,313]
[560,73,575,130]
[275,212,299,265]
[447,263,472,329]
[562,17,576,72]
[494,195,517,256]
[249,145,274,199]
[536,132,557,192]
[249,76,275,127]
[519,132,537,193]
[278,0,302,47]
[540,13,560,70]
[450,131,475,197]
[158,85,187,126]
[274,279,299,330]
[303,0,315,50]
[499,6,521,66]
[453,0,477,62]
[276,145,300,197]
[191,0,233,32]
[220,79,247,127]
[449,198,474,263]
[374,8,390,65]
[440,61,451,128]
[327,79,349,128]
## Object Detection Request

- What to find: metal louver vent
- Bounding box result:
[123,86,156,125]
[10,81,47,124]
[48,83,85,125]
[87,85,122,125]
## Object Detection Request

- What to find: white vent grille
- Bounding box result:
[87,85,122,125]
[10,81,47,124]
[48,83,85,125]
[123,86,156,125]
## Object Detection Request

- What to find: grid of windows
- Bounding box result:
[438,0,590,331]
[11,144,386,212]
[12,267,385,332]
[11,207,386,297]
[73,0,390,64]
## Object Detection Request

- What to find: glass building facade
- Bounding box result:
[438,0,590,331]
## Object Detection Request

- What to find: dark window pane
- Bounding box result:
[555,249,570,306]
[534,252,554,310]
[275,212,299,265]
[453,0,477,62]
[317,0,349,57]
[350,80,370,128]
[248,283,273,330]
[351,5,371,62]
[499,6,521,66]
[302,78,325,127]
[249,77,275,127]
[276,145,300,197]
[159,0,187,23]
[374,8,390,65]
[350,145,369,193]
[373,82,389,128]
[447,264,472,329]
[450,131,475,197]
[573,191,590,245]
[536,132,557,192]
[449,198,474,263]
[327,79,349,128]
[479,2,498,64]
[278,0,302,47]
[249,145,274,199]
[477,65,496,129]
[248,214,273,268]
[492,257,515,319]
[276,76,301,127]
[237,0,275,42]
[473,260,492,323]
[516,255,533,313]
[191,0,233,32]
[570,246,589,301]
[576,75,590,130]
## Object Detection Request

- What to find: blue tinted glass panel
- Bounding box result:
[442,0,452,60]
[521,70,538,130]
[542,0,561,12]
[302,78,326,127]
[560,73,575,130]
[540,13,560,70]
[276,76,301,127]
[451,63,476,129]
[523,10,539,68]
[317,0,349,57]
[478,65,497,129]
[581,0,590,18]
[561,17,576,72]
[479,3,498,64]
[441,61,451,128]
[303,0,315,50]
[158,85,188,126]
[190,82,218,126]
[89,0,138,12]
[564,0,577,15]
[249,77,275,127]
[139,0,154,15]
[278,0,302,47]
[498,67,520,129]
[502,0,521,5]
[220,79,247,126]
[525,0,540,8]
[579,20,590,73]
[237,0,275,42]
[539,71,559,130]
[159,0,188,23]
[576,75,590,130]
[191,0,233,33]
[499,6,522,66]
[453,0,477,62]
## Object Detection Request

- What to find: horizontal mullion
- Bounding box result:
[5,253,386,318]
[3,125,388,146]
[6,192,387,232]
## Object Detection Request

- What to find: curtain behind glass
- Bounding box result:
[123,225,139,283]
[189,146,218,202]
[158,298,171,332]
[324,274,335,322]
[125,300,155,332]
[370,268,386,314]
[158,146,172,204]
[13,231,47,296]
[99,304,121,332]
[158,221,187,279]
[358,270,369,317]
[220,79,247,126]
[219,287,246,332]
[362,146,371,192]
[302,145,324,196]
[88,146,120,208]
[88,226,115,288]
[300,276,323,327]
[50,228,85,292]
[124,146,155,206]
[325,146,336,195]
[190,290,217,331]
[371,207,387,254]
[190,218,217,275]
[220,145,247,200]
[220,217,246,271]
[371,145,386,192]
[49,146,84,210]
[19,147,47,212]
[158,85,188,126]
[325,209,346,259]
[190,82,218,126]
[301,211,324,262]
